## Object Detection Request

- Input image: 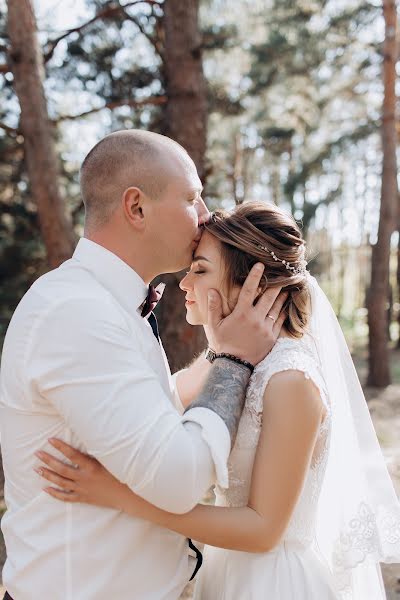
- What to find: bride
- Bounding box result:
[36,201,400,599]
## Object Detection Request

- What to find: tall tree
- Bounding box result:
[157,0,208,372]
[397,211,400,348]
[367,0,398,386]
[7,0,75,268]
[163,0,207,179]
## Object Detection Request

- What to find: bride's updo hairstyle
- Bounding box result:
[204,201,311,338]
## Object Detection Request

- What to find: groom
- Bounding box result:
[0,130,285,600]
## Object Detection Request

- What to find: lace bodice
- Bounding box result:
[214,334,332,547]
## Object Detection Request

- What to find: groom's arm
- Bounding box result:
[30,266,286,514]
[28,297,248,514]
[171,352,211,412]
[184,358,251,445]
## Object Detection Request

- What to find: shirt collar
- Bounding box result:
[73,238,148,315]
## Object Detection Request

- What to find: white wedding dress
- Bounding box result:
[194,334,340,600]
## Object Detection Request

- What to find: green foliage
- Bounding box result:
[0,0,391,341]
[242,0,381,229]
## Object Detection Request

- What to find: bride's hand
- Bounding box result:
[34,438,128,510]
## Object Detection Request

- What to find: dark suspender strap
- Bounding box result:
[188,537,203,580]
[148,312,160,343]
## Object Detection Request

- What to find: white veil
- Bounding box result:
[306,273,400,599]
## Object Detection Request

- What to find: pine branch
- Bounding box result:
[0,143,22,160]
[121,9,163,58]
[43,0,162,63]
[55,95,167,121]
[0,121,19,136]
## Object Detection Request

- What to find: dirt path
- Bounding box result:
[366,381,400,600]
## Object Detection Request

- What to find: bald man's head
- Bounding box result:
[80,130,190,231]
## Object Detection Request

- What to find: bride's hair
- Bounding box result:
[204,201,311,338]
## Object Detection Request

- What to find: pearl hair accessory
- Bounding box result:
[257,244,307,276]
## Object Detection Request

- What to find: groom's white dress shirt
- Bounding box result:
[0,238,231,600]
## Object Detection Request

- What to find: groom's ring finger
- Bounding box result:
[35,466,77,492]
[264,291,288,322]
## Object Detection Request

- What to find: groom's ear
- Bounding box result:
[122,186,146,230]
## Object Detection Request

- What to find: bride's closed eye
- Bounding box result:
[185,270,206,275]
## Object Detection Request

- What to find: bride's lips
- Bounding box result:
[185,298,196,306]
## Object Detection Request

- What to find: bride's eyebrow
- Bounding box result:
[193,255,211,263]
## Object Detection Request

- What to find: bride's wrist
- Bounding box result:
[112,482,134,513]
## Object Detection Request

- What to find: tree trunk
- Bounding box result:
[232,132,245,205]
[367,0,398,386]
[397,212,400,348]
[163,0,207,180]
[7,0,75,269]
[157,0,208,372]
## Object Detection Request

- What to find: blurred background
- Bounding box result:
[0,0,399,597]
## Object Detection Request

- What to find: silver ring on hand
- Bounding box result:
[267,314,276,323]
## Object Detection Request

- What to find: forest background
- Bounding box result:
[0,0,400,597]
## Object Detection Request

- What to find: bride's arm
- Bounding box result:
[36,371,325,553]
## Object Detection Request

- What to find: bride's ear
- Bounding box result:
[122,187,146,231]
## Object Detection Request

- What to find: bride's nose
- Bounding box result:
[180,272,193,292]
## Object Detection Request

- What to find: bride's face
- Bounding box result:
[179,231,240,325]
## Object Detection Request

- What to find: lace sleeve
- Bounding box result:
[246,337,330,420]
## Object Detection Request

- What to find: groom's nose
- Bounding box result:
[197,197,210,226]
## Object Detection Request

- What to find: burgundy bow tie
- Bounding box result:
[141,283,165,318]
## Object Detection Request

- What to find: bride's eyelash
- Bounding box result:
[185,269,206,275]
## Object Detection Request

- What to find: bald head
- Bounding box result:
[80,130,191,232]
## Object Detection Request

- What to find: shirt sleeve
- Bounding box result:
[28,297,229,513]
[170,370,186,415]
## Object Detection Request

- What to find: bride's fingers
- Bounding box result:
[44,486,80,503]
[35,450,80,481]
[35,466,76,490]
[48,438,89,467]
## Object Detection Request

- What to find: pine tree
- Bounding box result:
[157,0,208,370]
[367,0,398,386]
[7,0,75,268]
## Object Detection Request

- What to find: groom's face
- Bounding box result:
[145,156,210,272]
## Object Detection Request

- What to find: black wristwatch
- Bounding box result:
[205,348,255,373]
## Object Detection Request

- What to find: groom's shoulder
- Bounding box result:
[33,258,103,294]
[13,259,118,325]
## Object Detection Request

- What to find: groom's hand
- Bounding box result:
[207,263,288,366]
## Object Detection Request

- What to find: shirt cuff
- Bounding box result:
[170,371,186,415]
[182,407,231,489]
